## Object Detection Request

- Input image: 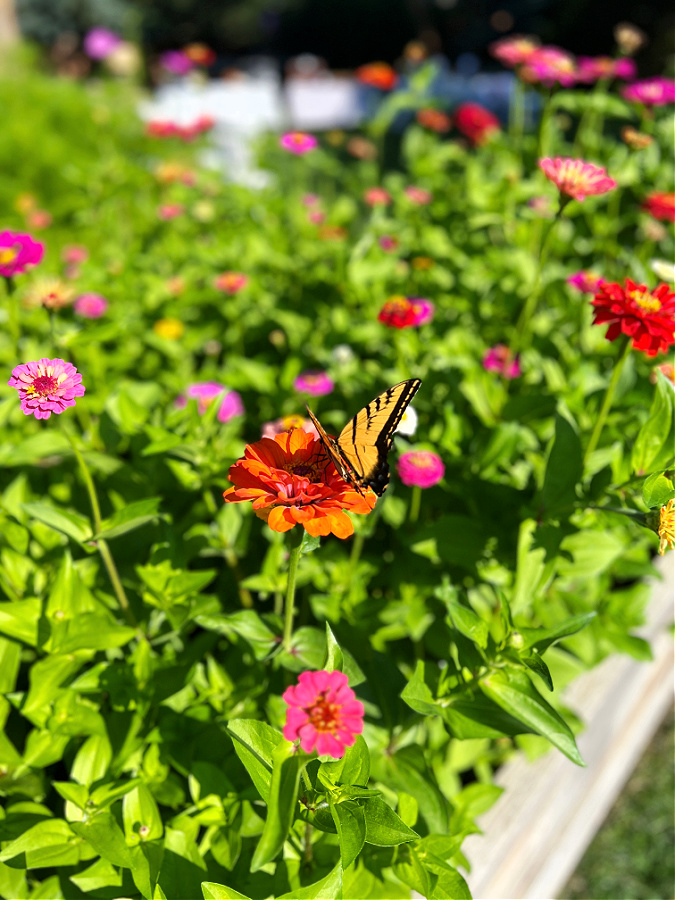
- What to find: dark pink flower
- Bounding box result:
[160,50,194,76]
[622,78,675,106]
[280,132,318,154]
[538,157,617,202]
[397,451,445,488]
[567,271,606,293]
[293,371,334,396]
[483,344,521,379]
[490,35,540,68]
[8,358,85,420]
[83,28,122,60]
[378,296,434,329]
[455,102,501,145]
[576,56,636,83]
[176,382,244,422]
[521,46,577,87]
[282,670,364,758]
[74,293,108,319]
[214,271,248,294]
[158,203,184,220]
[0,231,44,278]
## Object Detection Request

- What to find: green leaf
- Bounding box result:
[329,797,366,869]
[70,811,133,868]
[277,862,343,899]
[401,660,441,718]
[363,796,419,846]
[323,622,344,672]
[0,596,41,645]
[53,782,89,810]
[22,501,91,543]
[202,883,251,900]
[71,734,113,787]
[517,611,597,653]
[632,372,673,474]
[123,783,164,843]
[226,719,284,802]
[250,740,301,871]
[54,613,136,653]
[0,819,79,867]
[94,497,163,540]
[197,612,277,660]
[443,693,534,740]
[542,409,582,513]
[70,859,123,893]
[319,735,370,787]
[480,668,584,765]
[521,651,554,691]
[642,472,675,508]
[381,746,449,835]
[446,600,488,649]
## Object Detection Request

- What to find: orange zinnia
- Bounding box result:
[223,429,375,538]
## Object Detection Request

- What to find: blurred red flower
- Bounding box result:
[455,103,501,145]
[643,192,675,223]
[355,62,398,91]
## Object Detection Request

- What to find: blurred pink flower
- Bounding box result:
[539,157,617,202]
[158,203,184,220]
[302,193,321,207]
[308,210,326,224]
[576,56,636,83]
[26,210,52,230]
[83,28,122,60]
[0,231,44,278]
[527,195,555,218]
[74,293,108,319]
[404,186,432,205]
[622,78,675,106]
[521,46,577,86]
[567,271,606,293]
[261,414,320,439]
[489,35,540,68]
[293,371,335,396]
[483,344,521,379]
[282,670,364,758]
[378,296,434,329]
[176,382,244,422]
[8,358,85,420]
[280,132,318,154]
[365,187,391,206]
[160,50,194,76]
[379,235,399,252]
[62,245,89,266]
[214,271,248,294]
[397,451,445,488]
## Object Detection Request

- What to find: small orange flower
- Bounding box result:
[355,62,398,91]
[416,108,452,133]
[223,429,375,538]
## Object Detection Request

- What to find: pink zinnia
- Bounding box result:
[146,120,180,139]
[308,210,326,224]
[404,186,432,205]
[397,451,445,488]
[262,414,320,439]
[280,132,318,155]
[576,56,636,83]
[214,271,248,294]
[521,46,577,87]
[365,187,391,206]
[378,296,434,329]
[302,193,321,207]
[176,383,244,422]
[62,245,89,266]
[379,235,399,252]
[160,50,194,76]
[293,371,335,397]
[0,231,44,278]
[538,157,617,202]
[26,210,52,230]
[282,670,364,758]
[483,344,521,379]
[622,78,675,106]
[8,358,85,420]
[567,271,606,294]
[489,35,540,68]
[158,203,184,220]
[74,293,108,319]
[83,27,122,60]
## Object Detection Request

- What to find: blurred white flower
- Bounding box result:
[331,344,355,364]
[650,259,675,282]
[396,405,418,436]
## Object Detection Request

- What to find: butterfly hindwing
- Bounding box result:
[306,379,421,496]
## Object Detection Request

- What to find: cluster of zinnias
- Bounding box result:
[279,132,318,154]
[176,383,244,422]
[223,429,376,538]
[8,359,85,420]
[293,371,335,396]
[146,115,215,141]
[592,280,675,356]
[378,296,434,329]
[454,102,501,146]
[214,271,248,294]
[483,344,521,379]
[283,670,364,758]
[397,450,445,488]
[355,62,398,91]
[622,78,675,106]
[539,157,617,202]
[0,231,44,278]
[643,192,675,223]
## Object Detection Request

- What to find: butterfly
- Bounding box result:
[306,379,421,496]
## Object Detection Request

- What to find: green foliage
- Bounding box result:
[0,47,672,900]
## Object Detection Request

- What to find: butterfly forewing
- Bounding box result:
[306,379,421,497]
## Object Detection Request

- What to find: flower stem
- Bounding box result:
[409,485,422,523]
[66,431,138,630]
[4,276,20,348]
[282,528,305,652]
[583,336,632,466]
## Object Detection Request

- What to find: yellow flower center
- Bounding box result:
[306,693,340,733]
[282,414,306,430]
[629,288,661,313]
[0,246,18,265]
[658,499,675,555]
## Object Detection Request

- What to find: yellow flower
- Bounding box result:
[153,317,185,340]
[658,499,675,556]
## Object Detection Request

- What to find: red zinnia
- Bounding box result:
[643,192,675,223]
[223,429,375,538]
[454,103,501,146]
[591,279,675,356]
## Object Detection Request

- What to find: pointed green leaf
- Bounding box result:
[543,409,582,511]
[202,883,251,900]
[319,735,370,788]
[363,796,419,846]
[94,498,163,540]
[250,740,301,871]
[329,797,366,869]
[277,862,343,899]
[226,719,284,802]
[22,501,91,543]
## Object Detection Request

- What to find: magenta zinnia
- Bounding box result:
[539,157,617,202]
[397,451,445,488]
[9,358,85,420]
[280,132,318,154]
[622,78,675,106]
[0,231,44,278]
[282,670,364,758]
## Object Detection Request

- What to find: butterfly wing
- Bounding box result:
[336,379,421,495]
[305,405,354,485]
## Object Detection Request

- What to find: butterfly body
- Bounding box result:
[306,379,421,496]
